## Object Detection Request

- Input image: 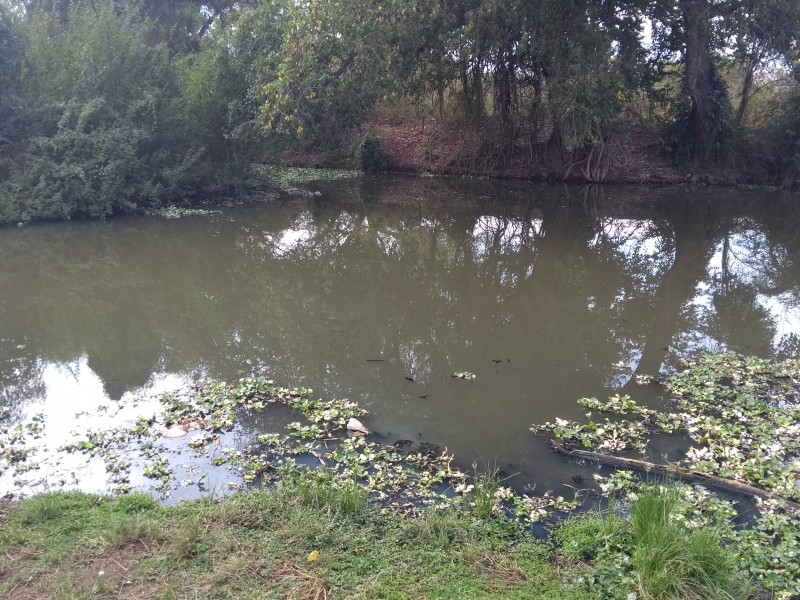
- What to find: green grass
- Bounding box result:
[555,487,751,600]
[1,480,756,599]
[630,488,749,600]
[469,463,502,519]
[0,481,591,600]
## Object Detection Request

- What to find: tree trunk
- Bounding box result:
[735,56,757,127]
[680,0,718,166]
[460,60,471,119]
[544,121,564,172]
[471,56,484,123]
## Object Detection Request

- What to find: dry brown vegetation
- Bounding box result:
[367,112,686,185]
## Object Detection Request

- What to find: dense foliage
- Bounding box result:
[0,0,799,223]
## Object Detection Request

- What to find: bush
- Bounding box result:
[358,132,387,173]
[28,100,146,217]
[1,99,194,222]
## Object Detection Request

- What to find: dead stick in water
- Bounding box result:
[551,443,800,510]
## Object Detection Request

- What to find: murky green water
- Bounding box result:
[2,176,800,498]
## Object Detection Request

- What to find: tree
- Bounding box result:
[650,0,800,168]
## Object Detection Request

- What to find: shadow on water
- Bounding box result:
[2,177,800,496]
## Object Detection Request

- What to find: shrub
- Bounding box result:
[358,132,387,173]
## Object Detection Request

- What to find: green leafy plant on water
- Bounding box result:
[536,353,800,599]
[143,456,172,481]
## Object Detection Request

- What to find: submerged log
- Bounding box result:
[552,443,800,510]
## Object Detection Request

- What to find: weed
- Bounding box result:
[404,508,469,547]
[631,487,749,600]
[105,514,157,546]
[470,464,501,519]
[15,493,64,524]
[555,509,631,562]
[172,515,205,561]
[294,471,368,520]
[114,493,158,514]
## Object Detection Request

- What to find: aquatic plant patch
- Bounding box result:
[452,371,477,380]
[1,377,579,524]
[532,353,800,598]
[144,206,222,218]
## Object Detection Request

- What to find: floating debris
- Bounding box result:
[452,372,476,380]
[346,418,369,435]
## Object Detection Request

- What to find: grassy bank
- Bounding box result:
[0,477,589,600]
[0,477,757,600]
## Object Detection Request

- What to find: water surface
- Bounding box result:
[2,177,800,498]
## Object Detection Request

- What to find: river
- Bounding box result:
[2,175,799,500]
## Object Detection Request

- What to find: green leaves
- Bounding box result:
[533,352,800,598]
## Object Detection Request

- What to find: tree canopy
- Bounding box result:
[0,0,798,222]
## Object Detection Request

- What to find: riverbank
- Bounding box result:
[1,477,752,600]
[281,113,791,188]
[0,481,588,600]
[368,113,688,185]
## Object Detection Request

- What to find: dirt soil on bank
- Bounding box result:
[366,112,688,184]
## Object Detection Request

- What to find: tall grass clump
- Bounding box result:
[469,464,501,519]
[293,471,368,520]
[630,487,748,600]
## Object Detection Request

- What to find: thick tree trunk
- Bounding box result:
[680,0,718,166]
[495,42,516,124]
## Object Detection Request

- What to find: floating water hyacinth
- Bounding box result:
[531,353,800,599]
